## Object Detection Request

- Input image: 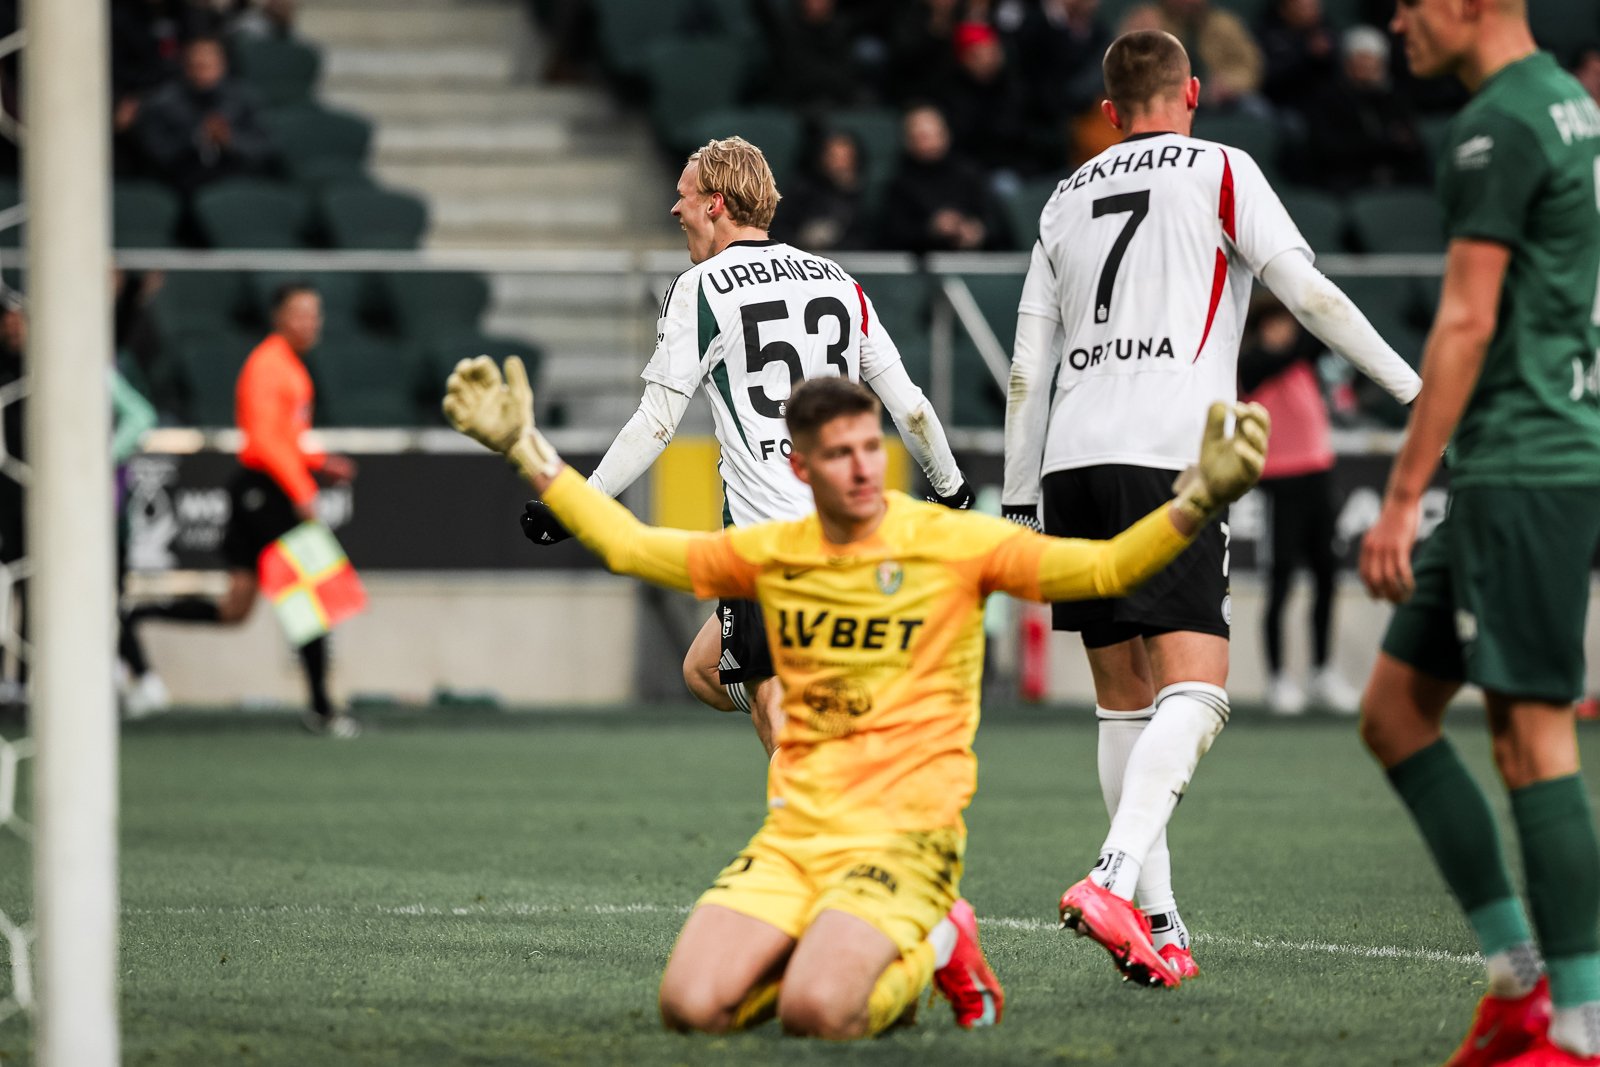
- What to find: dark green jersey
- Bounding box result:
[1436,52,1600,487]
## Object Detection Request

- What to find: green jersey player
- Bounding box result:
[1357,0,1600,1064]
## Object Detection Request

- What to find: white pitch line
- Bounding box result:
[124,902,1481,966]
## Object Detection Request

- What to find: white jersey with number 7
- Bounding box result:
[1021,131,1310,474]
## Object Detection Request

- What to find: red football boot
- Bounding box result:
[1443,977,1552,1067]
[1158,943,1200,981]
[1058,878,1180,988]
[1494,1034,1600,1067]
[932,899,1005,1028]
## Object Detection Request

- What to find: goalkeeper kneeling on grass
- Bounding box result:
[444,357,1267,1039]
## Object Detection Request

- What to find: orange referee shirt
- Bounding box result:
[235,333,325,506]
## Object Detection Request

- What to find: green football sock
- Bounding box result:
[1511,775,1600,1010]
[1387,740,1530,956]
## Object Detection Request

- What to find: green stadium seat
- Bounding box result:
[173,330,257,427]
[231,36,322,107]
[854,273,933,385]
[1417,114,1453,168]
[592,0,693,81]
[1003,176,1065,250]
[1347,189,1444,254]
[1192,113,1282,180]
[822,108,900,195]
[1411,274,1442,329]
[953,273,1025,351]
[1318,0,1364,29]
[1210,0,1269,28]
[684,108,803,187]
[1531,1,1600,56]
[146,272,251,342]
[421,332,542,423]
[310,336,424,426]
[246,270,372,340]
[1279,188,1347,254]
[194,180,312,249]
[113,181,182,248]
[262,104,373,187]
[644,39,749,147]
[381,271,492,342]
[320,187,429,249]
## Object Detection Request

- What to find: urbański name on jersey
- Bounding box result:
[643,239,907,527]
[1021,131,1310,473]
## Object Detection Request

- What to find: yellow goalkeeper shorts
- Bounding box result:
[694,820,964,955]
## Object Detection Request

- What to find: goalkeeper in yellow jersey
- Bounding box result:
[444,358,1266,1040]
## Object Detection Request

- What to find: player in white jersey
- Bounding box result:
[1002,31,1421,987]
[521,137,971,754]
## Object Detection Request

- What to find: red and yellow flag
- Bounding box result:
[257,521,366,647]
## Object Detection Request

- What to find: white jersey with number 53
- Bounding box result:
[643,239,903,527]
[1021,132,1310,473]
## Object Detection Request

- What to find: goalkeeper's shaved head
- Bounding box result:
[1103,30,1191,115]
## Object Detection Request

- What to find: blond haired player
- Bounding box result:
[445,359,1267,1039]
[519,137,971,753]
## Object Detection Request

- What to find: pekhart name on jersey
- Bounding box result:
[706,254,849,295]
[1063,335,1177,373]
[1062,143,1208,193]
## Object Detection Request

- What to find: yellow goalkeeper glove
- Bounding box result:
[441,355,561,481]
[1172,401,1270,525]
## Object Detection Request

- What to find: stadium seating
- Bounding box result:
[172,330,258,427]
[113,181,182,249]
[644,38,750,150]
[950,273,1022,427]
[146,272,252,343]
[1278,188,1348,254]
[1003,176,1065,250]
[1191,113,1283,180]
[382,271,492,344]
[262,104,374,187]
[683,108,803,187]
[592,0,696,84]
[1333,273,1422,364]
[824,107,900,203]
[309,336,425,426]
[231,36,323,108]
[320,187,429,249]
[194,180,313,249]
[854,273,933,382]
[1347,188,1444,254]
[419,331,543,422]
[247,270,373,341]
[1531,3,1600,55]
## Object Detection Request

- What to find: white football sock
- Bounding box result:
[1098,683,1229,881]
[1088,848,1142,898]
[1550,1001,1600,1058]
[1485,941,1542,999]
[928,916,958,969]
[1097,704,1183,928]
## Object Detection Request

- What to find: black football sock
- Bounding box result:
[298,637,332,718]
[129,599,221,624]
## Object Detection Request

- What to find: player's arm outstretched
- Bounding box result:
[1000,240,1065,531]
[857,288,974,508]
[445,355,754,598]
[1257,250,1421,403]
[988,402,1269,601]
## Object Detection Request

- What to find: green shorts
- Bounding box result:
[1382,485,1600,703]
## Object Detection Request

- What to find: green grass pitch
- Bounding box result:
[1,705,1594,1066]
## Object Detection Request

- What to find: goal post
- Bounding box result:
[23,0,120,1062]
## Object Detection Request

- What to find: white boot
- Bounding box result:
[1309,667,1360,715]
[124,673,171,719]
[1266,674,1306,716]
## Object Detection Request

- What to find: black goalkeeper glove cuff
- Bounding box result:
[1002,503,1043,533]
[521,499,573,546]
[927,480,975,510]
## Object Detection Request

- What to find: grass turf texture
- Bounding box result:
[0,705,1593,1066]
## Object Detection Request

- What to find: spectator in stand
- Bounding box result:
[1259,0,1338,118]
[134,34,275,194]
[1304,27,1428,193]
[1016,0,1112,136]
[939,21,1034,181]
[1158,0,1265,110]
[1572,43,1600,107]
[1239,295,1361,716]
[887,0,964,104]
[880,103,1004,252]
[764,0,869,108]
[773,129,876,251]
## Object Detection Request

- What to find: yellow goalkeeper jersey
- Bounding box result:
[541,469,1192,835]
